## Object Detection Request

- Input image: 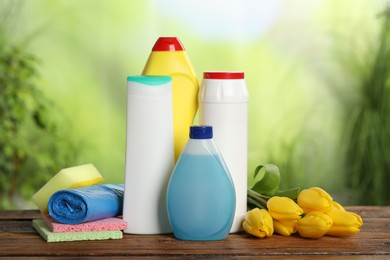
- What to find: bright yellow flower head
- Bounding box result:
[273,219,298,236]
[326,210,363,237]
[243,208,274,238]
[267,196,303,221]
[296,211,333,239]
[297,187,333,213]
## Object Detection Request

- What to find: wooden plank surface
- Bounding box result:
[0,206,389,259]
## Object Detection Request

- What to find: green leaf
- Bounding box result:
[250,164,280,196]
[274,187,301,201]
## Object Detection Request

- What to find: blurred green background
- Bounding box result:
[1,0,389,209]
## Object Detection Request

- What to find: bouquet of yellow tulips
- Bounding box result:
[244,164,363,239]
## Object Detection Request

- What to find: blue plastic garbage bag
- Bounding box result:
[48,184,124,224]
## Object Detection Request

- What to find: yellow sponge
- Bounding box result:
[32,164,104,213]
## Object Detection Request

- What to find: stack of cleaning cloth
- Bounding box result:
[31,164,127,242]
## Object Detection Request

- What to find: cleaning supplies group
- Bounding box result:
[31,37,249,242]
[123,37,248,240]
[32,164,127,242]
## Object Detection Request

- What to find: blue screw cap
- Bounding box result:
[190,126,213,139]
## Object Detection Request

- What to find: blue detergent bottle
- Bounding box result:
[166,125,236,240]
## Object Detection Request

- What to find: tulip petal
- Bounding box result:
[273,219,297,236]
[326,210,363,236]
[297,211,333,239]
[243,208,274,238]
[297,187,333,213]
[243,221,267,238]
[332,201,345,211]
[327,226,361,236]
[267,196,303,220]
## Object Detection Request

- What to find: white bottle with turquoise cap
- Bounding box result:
[123,75,174,234]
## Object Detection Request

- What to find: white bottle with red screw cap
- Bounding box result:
[198,72,248,233]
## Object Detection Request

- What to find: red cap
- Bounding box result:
[203,72,245,79]
[152,37,184,51]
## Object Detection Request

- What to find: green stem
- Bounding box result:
[247,189,269,209]
[247,197,266,210]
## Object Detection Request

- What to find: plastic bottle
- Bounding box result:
[198,72,248,233]
[123,75,174,234]
[142,37,199,161]
[166,125,235,241]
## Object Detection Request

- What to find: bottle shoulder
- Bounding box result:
[180,139,220,155]
[143,52,197,77]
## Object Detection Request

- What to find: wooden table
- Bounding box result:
[0,206,389,259]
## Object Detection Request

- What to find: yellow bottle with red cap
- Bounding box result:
[142,37,199,161]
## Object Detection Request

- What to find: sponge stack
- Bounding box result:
[31,164,127,242]
[33,219,124,242]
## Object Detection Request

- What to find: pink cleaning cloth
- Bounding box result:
[43,215,127,233]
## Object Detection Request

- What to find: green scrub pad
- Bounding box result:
[32,219,123,242]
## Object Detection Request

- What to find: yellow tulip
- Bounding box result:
[243,208,274,238]
[273,219,298,236]
[296,211,333,238]
[267,196,303,220]
[326,210,363,236]
[331,201,345,212]
[297,187,333,213]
